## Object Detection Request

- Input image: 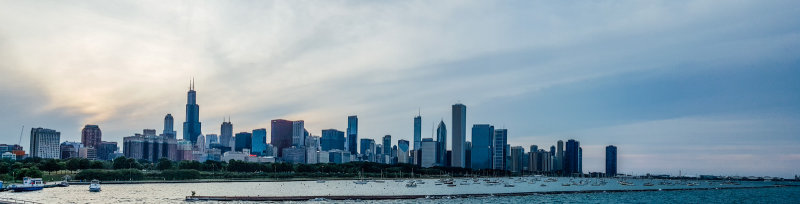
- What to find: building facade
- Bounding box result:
[321,129,345,151]
[251,129,267,156]
[183,80,202,144]
[81,125,102,148]
[451,103,466,168]
[492,129,507,170]
[347,116,358,155]
[471,124,494,170]
[30,127,61,159]
[606,145,617,177]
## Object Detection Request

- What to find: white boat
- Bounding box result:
[405,182,417,188]
[89,180,101,192]
[10,177,44,192]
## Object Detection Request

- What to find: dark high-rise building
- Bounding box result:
[123,134,177,162]
[606,145,617,177]
[220,119,233,147]
[234,132,252,152]
[163,114,176,138]
[271,119,294,157]
[81,125,102,148]
[451,103,466,168]
[321,129,345,151]
[492,129,507,170]
[382,135,392,155]
[360,138,375,158]
[413,115,421,151]
[397,139,410,163]
[556,140,564,173]
[564,139,582,175]
[465,141,472,169]
[60,142,81,159]
[436,120,447,166]
[97,141,118,160]
[31,127,61,159]
[183,80,202,144]
[347,116,358,155]
[471,124,494,170]
[252,129,267,156]
[510,146,524,173]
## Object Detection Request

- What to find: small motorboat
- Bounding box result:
[353,180,368,185]
[504,184,515,187]
[89,179,101,192]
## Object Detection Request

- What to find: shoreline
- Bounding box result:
[185,185,796,201]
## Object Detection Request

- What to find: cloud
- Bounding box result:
[0,1,798,177]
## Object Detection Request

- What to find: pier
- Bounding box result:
[185,185,789,201]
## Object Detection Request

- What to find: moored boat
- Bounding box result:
[10,177,44,192]
[89,179,101,192]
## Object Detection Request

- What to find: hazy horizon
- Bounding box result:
[0,1,798,178]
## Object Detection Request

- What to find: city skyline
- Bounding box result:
[0,1,799,178]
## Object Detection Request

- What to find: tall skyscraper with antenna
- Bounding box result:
[183,79,202,144]
[413,113,421,151]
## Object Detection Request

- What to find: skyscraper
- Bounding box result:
[420,138,437,168]
[292,121,305,147]
[271,119,293,157]
[252,129,267,156]
[471,124,494,170]
[220,119,233,147]
[510,146,524,173]
[360,138,375,161]
[606,145,617,177]
[97,141,118,160]
[234,132,252,152]
[163,114,176,138]
[81,125,102,148]
[451,103,466,168]
[397,139,410,164]
[436,120,447,166]
[183,80,202,144]
[382,135,392,155]
[347,116,358,155]
[321,129,345,151]
[413,115,421,151]
[30,128,61,159]
[492,129,507,170]
[564,139,582,175]
[205,134,218,147]
[556,140,564,173]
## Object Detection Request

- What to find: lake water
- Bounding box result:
[1,177,797,203]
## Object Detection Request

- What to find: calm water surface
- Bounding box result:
[0,178,796,203]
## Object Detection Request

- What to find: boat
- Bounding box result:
[643,183,655,186]
[504,184,515,187]
[316,180,326,183]
[10,177,44,192]
[540,184,547,187]
[89,180,101,192]
[561,183,571,186]
[447,184,457,187]
[372,180,386,183]
[353,170,368,184]
[406,182,417,188]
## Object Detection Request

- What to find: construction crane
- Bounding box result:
[18,125,24,145]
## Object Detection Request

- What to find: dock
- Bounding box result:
[185,185,788,201]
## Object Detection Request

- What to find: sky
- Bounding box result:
[0,1,799,178]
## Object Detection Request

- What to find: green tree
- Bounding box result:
[156,158,172,170]
[39,159,61,173]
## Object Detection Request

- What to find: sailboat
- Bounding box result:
[353,170,368,184]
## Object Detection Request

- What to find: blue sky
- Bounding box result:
[0,1,798,177]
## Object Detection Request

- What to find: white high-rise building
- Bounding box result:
[30,128,61,159]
